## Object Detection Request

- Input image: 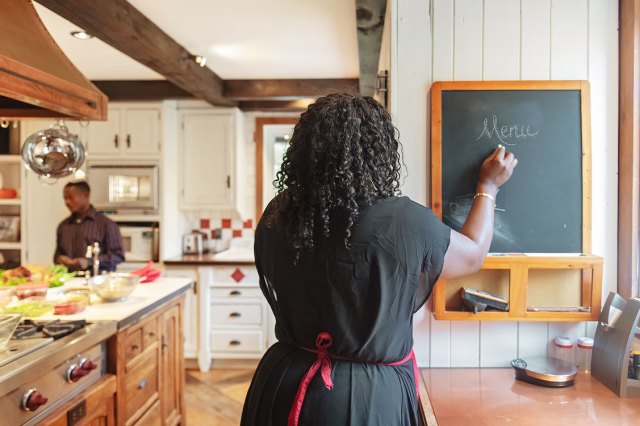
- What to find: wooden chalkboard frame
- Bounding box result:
[430,80,592,254]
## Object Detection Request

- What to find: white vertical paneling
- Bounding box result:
[521,0,551,79]
[430,310,452,367]
[550,0,588,79]
[453,0,483,80]
[395,0,430,204]
[432,0,454,81]
[588,0,619,296]
[483,0,520,79]
[517,322,549,358]
[451,321,480,366]
[479,322,518,366]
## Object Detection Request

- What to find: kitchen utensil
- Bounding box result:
[21,120,85,183]
[0,313,22,350]
[88,273,141,302]
[511,356,577,387]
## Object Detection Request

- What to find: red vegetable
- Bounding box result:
[131,261,154,277]
[140,269,162,284]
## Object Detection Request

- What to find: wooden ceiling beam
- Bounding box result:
[93,80,194,101]
[35,0,235,107]
[238,99,315,112]
[224,79,359,101]
[356,0,387,96]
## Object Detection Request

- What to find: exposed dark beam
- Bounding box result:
[93,80,194,101]
[224,79,359,101]
[356,0,387,96]
[238,99,315,112]
[35,0,235,107]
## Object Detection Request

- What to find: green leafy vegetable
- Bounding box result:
[3,301,53,317]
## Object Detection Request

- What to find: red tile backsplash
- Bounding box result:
[200,218,210,229]
[222,218,232,229]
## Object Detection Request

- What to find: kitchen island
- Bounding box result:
[419,368,640,425]
[1,277,192,426]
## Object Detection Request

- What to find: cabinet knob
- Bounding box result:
[229,290,242,296]
[229,312,242,318]
[229,340,241,346]
[148,332,156,338]
[131,344,139,352]
[22,389,48,412]
[138,379,147,389]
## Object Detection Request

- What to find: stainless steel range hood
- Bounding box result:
[0,0,107,120]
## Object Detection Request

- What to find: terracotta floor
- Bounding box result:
[184,368,254,425]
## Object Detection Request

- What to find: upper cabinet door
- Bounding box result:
[86,107,122,156]
[180,111,234,209]
[124,107,161,155]
[85,103,161,158]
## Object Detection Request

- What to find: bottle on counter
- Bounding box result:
[576,337,594,373]
[553,337,575,366]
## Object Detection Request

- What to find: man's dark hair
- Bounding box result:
[268,93,402,262]
[65,180,91,193]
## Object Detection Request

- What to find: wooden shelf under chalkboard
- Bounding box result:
[433,254,603,321]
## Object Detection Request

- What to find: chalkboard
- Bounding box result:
[430,81,591,253]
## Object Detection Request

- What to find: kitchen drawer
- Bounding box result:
[142,319,158,348]
[132,399,161,426]
[212,266,259,286]
[124,347,159,422]
[211,287,262,298]
[211,330,264,353]
[125,326,144,360]
[212,303,263,325]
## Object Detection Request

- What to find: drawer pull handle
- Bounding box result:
[229,340,241,346]
[148,332,156,338]
[229,312,242,318]
[229,290,242,296]
[131,344,139,351]
[138,379,147,389]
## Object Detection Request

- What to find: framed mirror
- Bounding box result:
[255,117,298,221]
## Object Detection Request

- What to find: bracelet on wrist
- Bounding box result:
[474,192,496,205]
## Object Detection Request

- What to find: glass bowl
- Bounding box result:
[88,273,141,303]
[0,313,22,350]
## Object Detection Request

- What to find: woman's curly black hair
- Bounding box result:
[268,93,403,262]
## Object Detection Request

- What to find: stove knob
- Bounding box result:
[66,363,90,383]
[80,358,97,371]
[21,389,48,412]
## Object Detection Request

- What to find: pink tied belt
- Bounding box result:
[287,331,419,426]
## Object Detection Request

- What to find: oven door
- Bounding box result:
[119,225,158,262]
[88,165,158,211]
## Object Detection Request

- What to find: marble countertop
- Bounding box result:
[41,277,193,329]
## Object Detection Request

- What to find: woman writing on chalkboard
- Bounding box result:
[242,93,517,426]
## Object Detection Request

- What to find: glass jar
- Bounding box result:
[576,337,594,373]
[553,337,575,366]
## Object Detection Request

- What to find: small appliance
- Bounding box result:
[119,223,160,262]
[511,356,577,387]
[87,162,159,214]
[182,232,208,255]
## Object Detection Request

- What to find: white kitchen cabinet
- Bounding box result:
[179,109,239,210]
[85,103,161,157]
[163,266,199,360]
[198,264,266,371]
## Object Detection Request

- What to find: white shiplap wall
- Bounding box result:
[393,0,619,367]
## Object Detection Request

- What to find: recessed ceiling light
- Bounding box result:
[71,30,93,40]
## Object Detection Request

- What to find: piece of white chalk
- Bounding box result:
[498,144,504,149]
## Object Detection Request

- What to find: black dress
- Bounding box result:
[241,196,451,426]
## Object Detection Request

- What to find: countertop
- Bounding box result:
[43,277,193,329]
[164,253,255,265]
[419,368,640,425]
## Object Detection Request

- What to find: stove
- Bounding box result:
[0,319,117,425]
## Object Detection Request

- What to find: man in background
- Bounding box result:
[54,180,124,273]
